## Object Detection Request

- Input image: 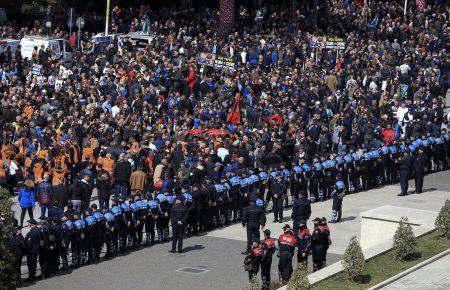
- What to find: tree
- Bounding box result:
[20,0,56,18]
[435,199,449,239]
[287,262,310,290]
[393,217,417,260]
[0,187,19,289]
[341,236,365,280]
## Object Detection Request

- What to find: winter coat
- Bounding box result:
[19,188,35,208]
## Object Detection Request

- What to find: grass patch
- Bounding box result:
[312,231,450,290]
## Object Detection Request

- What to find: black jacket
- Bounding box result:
[52,185,69,208]
[96,170,112,199]
[114,160,132,183]
[69,181,90,202]
[399,155,413,174]
[291,197,311,222]
[413,153,427,174]
[25,227,41,255]
[170,203,189,224]
[242,204,266,227]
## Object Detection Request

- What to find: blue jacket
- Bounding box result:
[19,188,35,208]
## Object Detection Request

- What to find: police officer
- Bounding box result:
[330,177,346,223]
[242,197,266,254]
[170,195,189,253]
[24,219,40,282]
[103,210,117,258]
[84,209,96,264]
[261,229,276,290]
[244,240,263,282]
[110,198,124,252]
[156,193,169,243]
[91,204,105,261]
[38,217,51,278]
[47,216,62,275]
[296,223,311,265]
[398,150,413,196]
[145,195,159,245]
[72,212,86,267]
[311,217,324,272]
[271,172,286,223]
[291,190,311,232]
[277,224,297,284]
[413,146,427,194]
[60,215,73,270]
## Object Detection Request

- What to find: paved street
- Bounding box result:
[383,254,450,290]
[14,170,450,290]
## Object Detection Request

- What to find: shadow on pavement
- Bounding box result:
[182,244,205,253]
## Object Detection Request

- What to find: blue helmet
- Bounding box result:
[64,220,74,230]
[183,193,193,202]
[230,176,240,185]
[250,174,260,183]
[435,137,443,144]
[351,153,360,160]
[104,212,115,222]
[137,200,148,210]
[314,163,323,170]
[147,200,158,209]
[328,159,336,167]
[321,161,329,169]
[258,172,268,181]
[111,205,122,216]
[223,182,231,190]
[93,211,104,222]
[293,166,302,174]
[444,134,450,141]
[166,195,175,204]
[335,156,344,164]
[270,171,279,179]
[408,144,416,152]
[412,140,419,147]
[120,203,131,212]
[282,169,290,177]
[74,219,86,230]
[371,150,380,158]
[156,193,167,203]
[389,146,397,154]
[85,215,96,226]
[427,136,435,143]
[363,153,371,160]
[256,199,264,207]
[302,164,311,171]
[381,146,389,154]
[422,139,429,147]
[416,139,423,146]
[239,178,248,187]
[130,202,139,212]
[400,144,406,152]
[336,180,345,189]
[344,155,353,163]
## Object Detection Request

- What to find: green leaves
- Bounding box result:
[342,236,365,280]
[435,199,449,239]
[287,262,310,290]
[393,217,417,261]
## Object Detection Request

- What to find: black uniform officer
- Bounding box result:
[296,224,311,265]
[277,224,297,284]
[38,218,51,278]
[47,217,63,275]
[24,219,40,282]
[398,150,413,196]
[271,172,286,223]
[291,190,311,232]
[170,196,189,253]
[242,197,266,254]
[311,217,324,272]
[260,229,276,290]
[413,147,427,194]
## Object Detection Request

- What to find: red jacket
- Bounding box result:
[381,128,395,143]
[187,69,196,89]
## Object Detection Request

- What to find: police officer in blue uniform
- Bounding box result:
[271,172,286,223]
[398,149,413,196]
[91,204,104,261]
[103,210,117,258]
[60,216,73,270]
[330,177,346,223]
[145,195,159,245]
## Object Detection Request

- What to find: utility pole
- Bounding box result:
[403,0,408,17]
[105,0,111,36]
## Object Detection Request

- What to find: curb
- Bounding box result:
[368,248,450,290]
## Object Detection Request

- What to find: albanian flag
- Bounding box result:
[227,93,241,125]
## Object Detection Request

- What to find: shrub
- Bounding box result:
[393,217,417,260]
[243,274,260,290]
[0,187,19,289]
[341,236,365,280]
[287,262,310,290]
[435,199,449,239]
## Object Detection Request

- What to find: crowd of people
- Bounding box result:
[1,0,449,286]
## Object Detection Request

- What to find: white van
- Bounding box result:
[0,39,20,53]
[20,36,74,65]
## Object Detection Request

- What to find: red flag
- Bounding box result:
[227,93,241,124]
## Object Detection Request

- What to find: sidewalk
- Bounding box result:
[383,254,450,290]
